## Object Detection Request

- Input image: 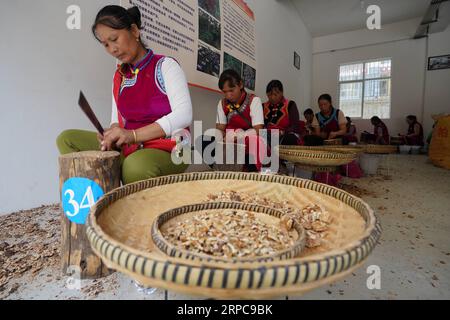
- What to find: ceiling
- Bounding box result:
[289,0,431,37]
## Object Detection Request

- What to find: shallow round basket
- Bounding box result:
[152,202,306,264]
[86,172,381,299]
[363,144,398,154]
[277,146,356,167]
[320,145,365,155]
[280,145,365,156]
[293,164,339,173]
[390,137,404,146]
[323,138,343,146]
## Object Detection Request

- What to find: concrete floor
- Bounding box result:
[1,155,449,300]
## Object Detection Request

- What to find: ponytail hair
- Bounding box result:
[92,5,143,42]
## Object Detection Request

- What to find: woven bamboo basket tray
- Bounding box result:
[389,137,405,146]
[277,146,356,167]
[152,202,306,264]
[293,164,339,173]
[279,145,365,156]
[320,145,365,155]
[323,138,343,146]
[363,144,398,154]
[86,172,381,299]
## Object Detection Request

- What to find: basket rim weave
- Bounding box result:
[276,147,356,166]
[279,145,365,155]
[362,144,398,154]
[152,201,306,264]
[86,172,381,296]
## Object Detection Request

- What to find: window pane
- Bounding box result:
[339,63,364,81]
[365,59,391,79]
[363,79,391,119]
[339,82,363,117]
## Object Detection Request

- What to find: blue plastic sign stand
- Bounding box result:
[61,177,104,225]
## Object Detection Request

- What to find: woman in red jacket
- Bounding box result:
[263,80,301,146]
[401,115,424,146]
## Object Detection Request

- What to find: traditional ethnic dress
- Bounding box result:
[315,107,341,139]
[373,121,390,145]
[112,50,185,157]
[221,91,266,171]
[263,98,291,131]
[344,125,359,144]
[314,108,344,185]
[263,98,301,146]
[407,122,424,146]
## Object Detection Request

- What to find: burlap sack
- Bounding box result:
[429,115,450,170]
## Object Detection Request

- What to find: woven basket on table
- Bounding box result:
[389,137,405,146]
[323,138,343,146]
[152,201,306,264]
[362,144,398,154]
[86,172,381,299]
[276,146,357,167]
[319,145,365,155]
[279,145,365,156]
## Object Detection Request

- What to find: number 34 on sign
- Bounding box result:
[61,178,104,225]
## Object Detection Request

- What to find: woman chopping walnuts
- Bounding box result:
[57,5,193,184]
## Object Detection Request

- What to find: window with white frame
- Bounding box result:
[338,59,392,119]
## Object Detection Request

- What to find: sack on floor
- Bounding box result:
[429,115,450,170]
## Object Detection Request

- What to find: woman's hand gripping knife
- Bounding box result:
[97,123,134,151]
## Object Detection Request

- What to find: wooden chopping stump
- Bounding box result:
[59,151,121,279]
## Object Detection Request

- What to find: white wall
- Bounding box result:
[247,0,312,109]
[0,0,312,215]
[423,27,450,133]
[312,18,450,136]
[193,0,313,127]
[0,0,116,215]
[313,18,422,54]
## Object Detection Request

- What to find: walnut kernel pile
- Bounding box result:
[163,209,295,259]
[206,191,332,248]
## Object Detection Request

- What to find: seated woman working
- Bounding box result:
[305,94,347,146]
[56,5,193,184]
[343,116,358,145]
[400,115,424,146]
[302,95,347,185]
[215,69,265,172]
[361,116,390,145]
[263,80,300,146]
[303,108,315,136]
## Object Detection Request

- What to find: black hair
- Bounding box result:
[318,94,332,104]
[303,108,314,116]
[407,115,417,122]
[371,116,381,124]
[346,116,351,122]
[219,69,243,90]
[92,6,142,42]
[266,80,283,93]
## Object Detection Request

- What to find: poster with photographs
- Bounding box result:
[243,63,256,91]
[428,55,450,71]
[224,52,243,76]
[198,7,221,50]
[197,43,221,77]
[121,0,257,92]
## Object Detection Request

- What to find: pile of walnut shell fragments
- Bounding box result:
[162,191,332,259]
